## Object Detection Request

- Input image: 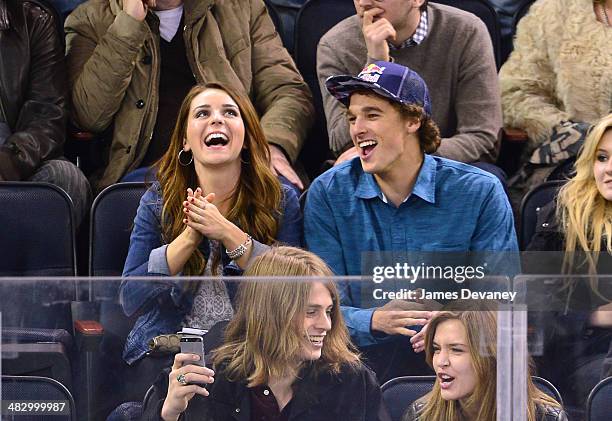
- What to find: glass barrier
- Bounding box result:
[0,274,609,421]
[513,274,612,421]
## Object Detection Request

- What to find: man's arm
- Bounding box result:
[0,4,66,180]
[65,1,149,133]
[248,0,314,163]
[435,18,501,163]
[472,179,518,252]
[470,179,520,281]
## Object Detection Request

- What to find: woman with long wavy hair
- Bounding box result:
[118,83,301,395]
[402,306,566,421]
[527,113,612,406]
[143,246,390,421]
[555,113,612,269]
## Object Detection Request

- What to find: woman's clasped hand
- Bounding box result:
[182,187,235,243]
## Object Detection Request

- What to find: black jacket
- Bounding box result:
[0,0,66,180]
[402,400,568,421]
[142,361,391,421]
[526,201,564,253]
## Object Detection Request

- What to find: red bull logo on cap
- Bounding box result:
[358,63,386,83]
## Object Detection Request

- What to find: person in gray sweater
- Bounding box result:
[317,0,502,176]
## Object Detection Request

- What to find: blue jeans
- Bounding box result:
[29,159,92,227]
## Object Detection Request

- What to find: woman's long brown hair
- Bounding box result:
[415,304,561,421]
[155,83,283,276]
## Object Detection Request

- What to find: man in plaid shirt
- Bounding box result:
[318,0,505,184]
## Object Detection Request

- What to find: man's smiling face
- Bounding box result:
[347,92,418,175]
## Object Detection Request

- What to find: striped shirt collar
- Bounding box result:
[389,9,428,51]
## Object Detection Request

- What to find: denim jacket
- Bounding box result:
[120,183,302,364]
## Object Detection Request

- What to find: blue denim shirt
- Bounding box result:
[304,156,518,347]
[120,183,302,364]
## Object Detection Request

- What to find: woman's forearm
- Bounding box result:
[166,227,202,276]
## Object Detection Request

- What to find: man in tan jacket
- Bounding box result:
[66,0,313,192]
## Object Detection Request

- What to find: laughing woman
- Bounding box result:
[143,246,390,421]
[402,307,567,421]
[119,83,302,387]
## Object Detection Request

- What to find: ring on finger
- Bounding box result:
[177,373,188,385]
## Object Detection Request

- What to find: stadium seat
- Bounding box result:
[532,375,564,406]
[266,0,308,53]
[90,182,148,278]
[298,188,308,211]
[293,0,355,179]
[0,182,104,420]
[45,0,83,21]
[0,182,76,277]
[381,375,563,421]
[263,0,285,47]
[381,376,436,421]
[519,180,565,250]
[1,375,77,421]
[89,181,148,347]
[586,376,612,421]
[0,182,77,389]
[88,182,148,419]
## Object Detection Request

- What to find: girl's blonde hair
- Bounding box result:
[212,247,360,386]
[417,304,561,421]
[557,114,612,274]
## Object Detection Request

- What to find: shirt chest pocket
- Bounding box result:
[408,227,471,251]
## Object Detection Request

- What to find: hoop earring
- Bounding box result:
[178,149,193,166]
[240,150,248,165]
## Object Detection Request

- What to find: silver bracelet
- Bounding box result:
[225,235,252,260]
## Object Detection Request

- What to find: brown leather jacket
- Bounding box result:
[0,0,67,180]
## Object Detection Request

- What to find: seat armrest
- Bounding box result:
[74,320,104,336]
[71,131,95,141]
[68,123,95,142]
[74,320,103,352]
[502,127,529,143]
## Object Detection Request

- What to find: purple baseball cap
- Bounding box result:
[325,61,432,116]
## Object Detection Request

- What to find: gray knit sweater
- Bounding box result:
[317,3,501,163]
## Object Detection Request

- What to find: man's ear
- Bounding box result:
[404,117,421,134]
